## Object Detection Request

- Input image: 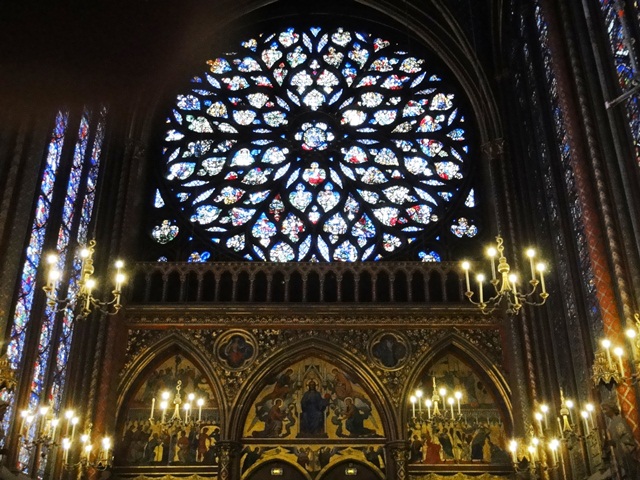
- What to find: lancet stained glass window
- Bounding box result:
[154,26,478,262]
[2,107,107,471]
[599,0,640,164]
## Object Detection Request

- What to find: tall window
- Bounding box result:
[599,0,640,164]
[3,106,107,472]
[152,26,479,263]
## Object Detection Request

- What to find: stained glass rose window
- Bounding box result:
[153,26,478,261]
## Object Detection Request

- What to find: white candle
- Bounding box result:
[509,440,518,463]
[540,404,549,429]
[526,249,536,281]
[448,397,455,418]
[70,417,79,442]
[477,274,485,304]
[150,397,156,420]
[488,248,497,281]
[602,339,613,368]
[586,403,595,428]
[462,262,471,292]
[410,396,416,417]
[536,263,546,293]
[557,417,563,435]
[535,412,543,435]
[455,391,462,414]
[197,398,204,421]
[416,390,423,414]
[160,401,168,423]
[581,411,590,436]
[614,347,625,376]
[50,419,59,440]
[426,399,432,419]
[62,438,71,463]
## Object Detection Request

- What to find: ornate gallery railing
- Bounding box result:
[128,261,467,304]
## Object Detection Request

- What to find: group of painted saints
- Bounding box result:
[249,368,381,439]
[409,420,510,464]
[118,419,221,465]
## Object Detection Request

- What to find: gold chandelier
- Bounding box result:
[43,240,125,319]
[461,236,549,314]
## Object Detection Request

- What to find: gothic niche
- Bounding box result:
[116,354,221,467]
[241,357,386,478]
[408,353,511,465]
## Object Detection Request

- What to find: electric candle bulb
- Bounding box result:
[536,263,547,293]
[114,260,124,269]
[455,391,462,414]
[162,391,171,400]
[487,247,497,280]
[526,249,536,280]
[47,254,58,264]
[626,328,637,339]
[462,261,471,292]
[197,398,205,421]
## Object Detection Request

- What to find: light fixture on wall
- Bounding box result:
[461,236,548,314]
[43,240,125,319]
[16,406,112,475]
[509,391,600,479]
[409,377,463,428]
[592,313,640,386]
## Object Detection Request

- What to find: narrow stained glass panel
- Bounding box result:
[3,111,68,459]
[599,0,640,163]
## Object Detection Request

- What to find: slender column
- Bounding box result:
[217,441,241,480]
[385,440,409,480]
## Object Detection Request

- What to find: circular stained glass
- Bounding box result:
[156,26,476,261]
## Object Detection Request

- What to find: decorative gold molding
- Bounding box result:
[410,473,509,480]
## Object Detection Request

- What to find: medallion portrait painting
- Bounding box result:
[215,330,257,370]
[243,358,384,440]
[116,355,220,466]
[408,354,511,465]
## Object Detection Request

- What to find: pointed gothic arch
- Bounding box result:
[404,332,513,431]
[114,333,228,467]
[229,337,400,441]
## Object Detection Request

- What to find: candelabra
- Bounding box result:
[15,406,112,477]
[43,240,125,319]
[508,391,600,479]
[150,380,207,428]
[461,236,549,315]
[408,378,463,428]
[60,426,113,475]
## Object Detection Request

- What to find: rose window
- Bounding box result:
[153,26,478,262]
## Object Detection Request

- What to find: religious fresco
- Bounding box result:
[408,354,510,464]
[116,355,221,466]
[243,358,384,439]
[241,445,385,477]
